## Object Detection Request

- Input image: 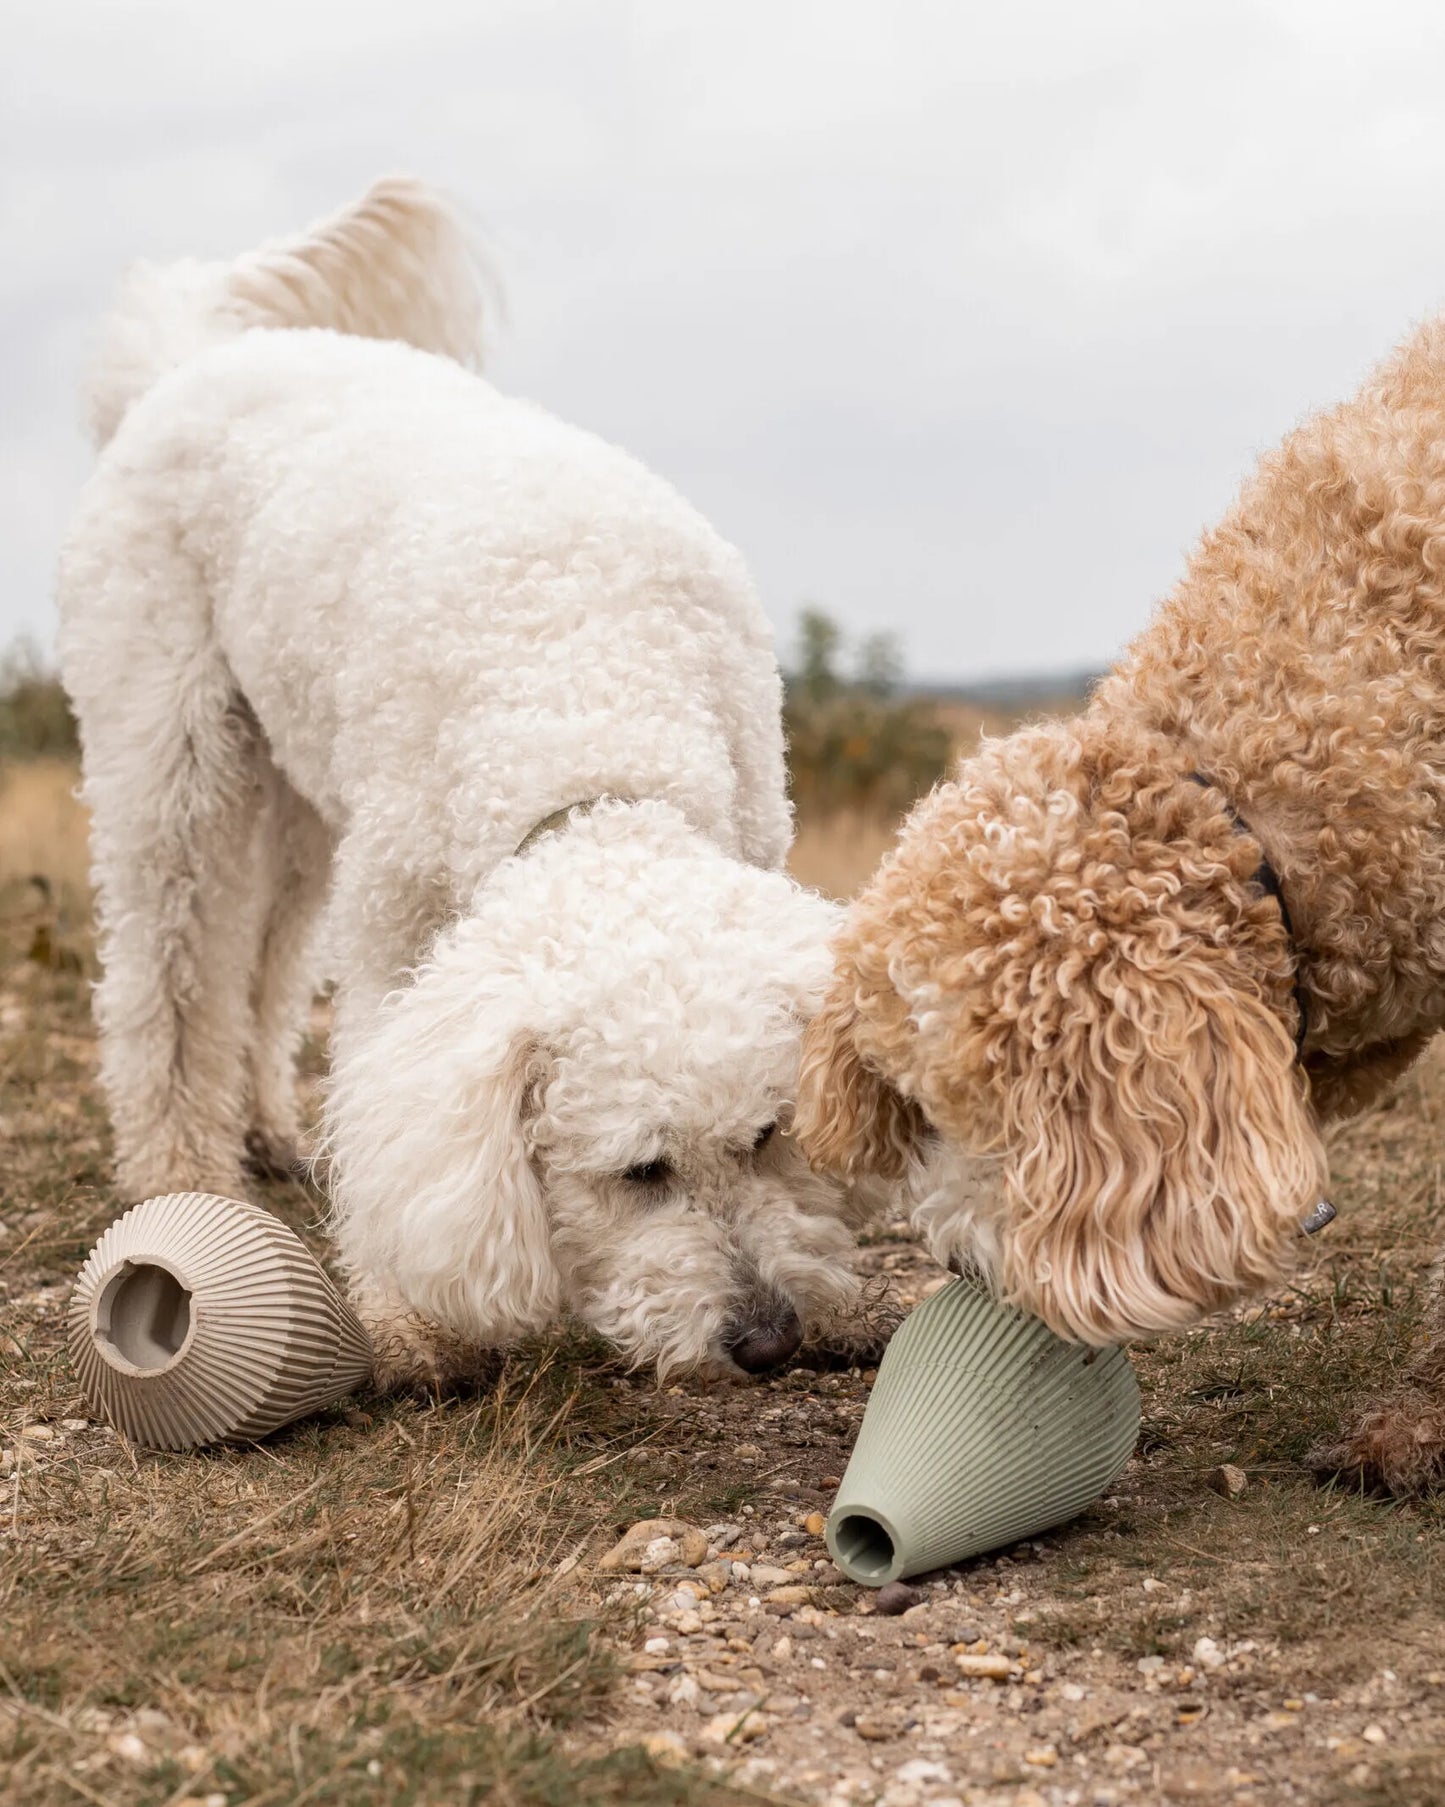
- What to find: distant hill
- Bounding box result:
[904,668,1103,711]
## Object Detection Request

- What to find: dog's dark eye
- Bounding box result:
[753,1122,777,1151]
[623,1157,672,1188]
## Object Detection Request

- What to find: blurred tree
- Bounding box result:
[854,630,903,698]
[792,606,844,702]
[783,608,948,817]
[0,640,77,761]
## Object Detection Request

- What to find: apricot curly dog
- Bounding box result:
[796,314,1445,1495]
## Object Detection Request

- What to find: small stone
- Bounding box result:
[1192,1636,1226,1670]
[1024,1746,1058,1767]
[765,1585,813,1608]
[734,1444,762,1460]
[704,1523,741,1549]
[637,1731,688,1766]
[1206,1464,1248,1499]
[107,1732,149,1764]
[873,1581,920,1617]
[893,1759,951,1787]
[668,1673,703,1708]
[1137,1655,1166,1676]
[771,1635,793,1661]
[1363,1724,1388,1745]
[854,1713,902,1741]
[19,1425,55,1441]
[643,1636,670,1654]
[695,1561,733,1594]
[819,1474,842,1489]
[598,1518,709,1573]
[803,1512,826,1537]
[749,1565,793,1588]
[701,1709,767,1745]
[955,1653,1013,1680]
[60,1419,89,1432]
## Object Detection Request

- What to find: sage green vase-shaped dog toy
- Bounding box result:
[70,1193,373,1451]
[826,1274,1140,1585]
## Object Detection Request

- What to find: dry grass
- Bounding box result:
[0,761,89,924]
[787,812,904,901]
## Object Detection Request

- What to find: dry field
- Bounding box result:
[3,763,1445,1807]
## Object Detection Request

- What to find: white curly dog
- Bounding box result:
[58,178,864,1384]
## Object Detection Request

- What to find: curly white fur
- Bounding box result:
[58,177,860,1381]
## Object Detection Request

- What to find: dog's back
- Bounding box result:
[60,181,787,875]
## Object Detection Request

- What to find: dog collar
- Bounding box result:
[514,795,626,858]
[1188,772,1310,1059]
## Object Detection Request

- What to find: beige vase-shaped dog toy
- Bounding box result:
[69,1193,373,1450]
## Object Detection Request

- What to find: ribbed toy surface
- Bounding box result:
[826,1276,1140,1585]
[70,1193,373,1450]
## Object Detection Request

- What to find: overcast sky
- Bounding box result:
[9,1,1445,681]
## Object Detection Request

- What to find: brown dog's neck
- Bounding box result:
[1170,752,1445,1078]
[1186,772,1309,1057]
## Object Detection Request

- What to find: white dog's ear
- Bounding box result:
[326,970,560,1346]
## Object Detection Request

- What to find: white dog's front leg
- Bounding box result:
[348,1279,500,1394]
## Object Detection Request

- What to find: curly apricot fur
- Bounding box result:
[800,314,1445,1456]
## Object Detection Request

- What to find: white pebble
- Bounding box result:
[643,1636,669,1655]
[668,1673,703,1708]
[893,1759,951,1786]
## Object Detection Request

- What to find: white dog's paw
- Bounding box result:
[351,1286,495,1395]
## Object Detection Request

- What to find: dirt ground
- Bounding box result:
[3,800,1445,1806]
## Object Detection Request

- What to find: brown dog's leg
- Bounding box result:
[1310,1259,1445,1496]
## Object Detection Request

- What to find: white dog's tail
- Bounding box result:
[87,176,487,446]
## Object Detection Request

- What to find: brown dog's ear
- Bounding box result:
[794,988,929,1179]
[996,978,1326,1344]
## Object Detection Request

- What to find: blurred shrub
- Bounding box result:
[784,608,950,816]
[0,641,77,761]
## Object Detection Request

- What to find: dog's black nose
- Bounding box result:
[728,1309,804,1374]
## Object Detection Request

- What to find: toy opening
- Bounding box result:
[831,1512,898,1584]
[96,1261,192,1372]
